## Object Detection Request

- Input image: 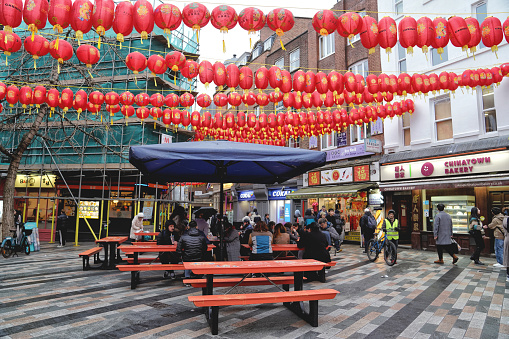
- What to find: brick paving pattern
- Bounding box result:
[1,243,508,338]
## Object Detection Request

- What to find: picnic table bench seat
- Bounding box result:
[183,276,297,292]
[117,264,185,289]
[132,241,157,245]
[125,257,160,263]
[78,247,103,271]
[188,289,340,334]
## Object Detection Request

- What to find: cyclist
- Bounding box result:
[383,210,399,250]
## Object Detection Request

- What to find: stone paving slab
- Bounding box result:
[0,242,508,338]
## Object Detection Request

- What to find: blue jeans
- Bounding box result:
[184,269,191,278]
[495,238,504,265]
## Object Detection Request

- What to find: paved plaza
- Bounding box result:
[1,243,508,339]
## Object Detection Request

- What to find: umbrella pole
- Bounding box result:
[219,181,224,261]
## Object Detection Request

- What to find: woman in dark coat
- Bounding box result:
[223,221,240,261]
[297,222,331,263]
[469,207,488,265]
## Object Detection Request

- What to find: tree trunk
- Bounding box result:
[1,105,48,240]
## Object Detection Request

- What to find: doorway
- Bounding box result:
[392,195,412,244]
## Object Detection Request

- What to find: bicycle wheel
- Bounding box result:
[22,238,30,255]
[366,239,379,262]
[1,239,13,258]
[384,241,397,266]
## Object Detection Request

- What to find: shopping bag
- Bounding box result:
[450,239,460,254]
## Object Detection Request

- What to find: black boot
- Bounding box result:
[474,260,484,265]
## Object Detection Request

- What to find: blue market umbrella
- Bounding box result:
[129,140,326,259]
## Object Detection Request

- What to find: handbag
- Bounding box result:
[450,239,460,254]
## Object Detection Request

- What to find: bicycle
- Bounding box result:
[366,229,397,266]
[1,224,31,258]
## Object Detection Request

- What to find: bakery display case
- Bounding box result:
[430,196,476,234]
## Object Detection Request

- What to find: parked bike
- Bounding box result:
[1,224,31,258]
[366,229,397,266]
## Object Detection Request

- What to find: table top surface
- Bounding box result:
[183,259,328,274]
[96,236,129,244]
[134,232,160,236]
[119,244,216,253]
[241,244,302,251]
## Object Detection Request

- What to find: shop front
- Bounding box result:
[268,187,296,224]
[380,146,509,254]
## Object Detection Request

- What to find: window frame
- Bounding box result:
[395,0,403,17]
[348,59,369,78]
[478,86,497,134]
[432,95,453,142]
[319,33,335,59]
[275,57,285,70]
[289,48,300,72]
[350,123,370,145]
[254,106,260,117]
[321,131,338,151]
[401,112,411,147]
[251,45,261,60]
[288,137,300,148]
[431,46,448,66]
[263,36,274,52]
[397,42,407,73]
[474,1,487,50]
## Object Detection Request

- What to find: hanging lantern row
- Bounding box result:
[312,12,508,58]
[190,99,415,144]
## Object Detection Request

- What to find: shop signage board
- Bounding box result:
[369,192,383,205]
[326,144,373,162]
[309,136,318,148]
[354,165,370,182]
[308,171,321,186]
[364,138,382,153]
[337,132,347,147]
[78,201,99,219]
[370,118,383,135]
[161,133,173,144]
[321,168,353,184]
[15,174,56,188]
[238,190,255,201]
[268,187,296,200]
[380,150,509,182]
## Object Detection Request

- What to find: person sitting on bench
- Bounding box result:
[177,220,208,282]
[157,220,181,279]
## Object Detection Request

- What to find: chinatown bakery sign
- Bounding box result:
[380,150,509,181]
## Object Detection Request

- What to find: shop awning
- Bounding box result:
[379,174,509,192]
[286,183,376,199]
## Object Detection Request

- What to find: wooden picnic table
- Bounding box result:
[95,236,128,269]
[118,244,216,264]
[184,259,337,334]
[134,232,160,237]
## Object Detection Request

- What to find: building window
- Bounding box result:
[350,123,370,144]
[288,137,300,148]
[481,87,496,133]
[349,59,369,78]
[237,55,247,66]
[275,101,284,112]
[252,45,261,60]
[402,113,410,146]
[431,46,448,66]
[319,32,335,59]
[263,36,274,52]
[397,43,407,73]
[321,132,337,150]
[395,0,403,16]
[290,49,300,71]
[475,2,487,49]
[351,11,366,43]
[254,106,260,117]
[275,57,284,70]
[433,96,453,141]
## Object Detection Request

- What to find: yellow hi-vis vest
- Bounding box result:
[384,219,399,240]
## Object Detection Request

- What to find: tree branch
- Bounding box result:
[0,144,13,159]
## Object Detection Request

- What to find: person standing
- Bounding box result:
[297,222,331,282]
[487,207,505,268]
[360,208,376,254]
[195,212,210,236]
[264,213,270,225]
[383,210,399,250]
[177,220,208,281]
[294,210,304,228]
[502,213,509,282]
[333,210,345,252]
[469,207,488,265]
[433,203,458,264]
[56,210,68,247]
[130,212,144,242]
[223,221,240,261]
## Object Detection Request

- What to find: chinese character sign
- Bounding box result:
[394,165,406,179]
[354,165,370,182]
[308,171,321,186]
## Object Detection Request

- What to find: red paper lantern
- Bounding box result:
[121,105,134,118]
[238,7,265,33]
[196,93,211,108]
[481,16,503,55]
[239,66,253,91]
[134,92,149,107]
[212,62,227,90]
[181,60,198,79]
[92,0,114,46]
[344,72,355,93]
[136,107,150,121]
[328,71,344,95]
[191,111,201,128]
[23,0,49,37]
[366,74,379,95]
[147,54,167,82]
[165,51,186,72]
[126,51,147,74]
[59,88,73,111]
[242,92,256,106]
[213,112,222,128]
[504,17,509,43]
[293,93,303,111]
[76,44,100,68]
[23,35,50,69]
[45,88,59,110]
[304,71,316,94]
[1,32,21,63]
[150,93,164,107]
[399,16,417,54]
[211,5,237,33]
[311,91,323,108]
[181,111,190,127]
[113,1,134,45]
[247,112,256,128]
[161,108,172,127]
[19,86,32,109]
[172,109,181,125]
[312,10,338,36]
[201,111,212,128]
[388,74,397,94]
[154,4,182,36]
[107,104,120,115]
[73,89,87,113]
[283,92,295,110]
[268,66,283,91]
[48,0,72,33]
[150,107,163,119]
[49,38,72,72]
[337,12,363,43]
[105,91,120,106]
[378,16,398,54]
[89,90,104,109]
[31,85,45,108]
[256,92,269,107]
[269,91,283,104]
[182,2,210,36]
[120,91,134,106]
[448,72,459,92]
[397,73,412,96]
[315,72,328,94]
[465,17,482,54]
[180,92,195,107]
[447,16,470,52]
[213,93,228,107]
[438,71,449,91]
[491,67,503,85]
[293,70,306,94]
[226,63,240,89]
[431,17,449,57]
[428,73,440,94]
[360,15,379,54]
[266,8,294,50]
[2,0,23,32]
[199,60,214,87]
[228,92,242,107]
[71,0,93,42]
[416,16,434,54]
[255,67,269,91]
[280,70,292,93]
[133,0,154,41]
[302,93,312,110]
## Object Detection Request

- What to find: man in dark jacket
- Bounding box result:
[297,222,331,282]
[56,210,68,247]
[359,208,375,254]
[177,220,208,280]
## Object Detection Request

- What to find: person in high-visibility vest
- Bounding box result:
[383,209,399,250]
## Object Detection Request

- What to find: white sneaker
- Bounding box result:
[506,277,509,282]
[494,263,503,268]
[57,245,63,248]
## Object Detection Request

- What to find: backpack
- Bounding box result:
[157,229,172,245]
[367,215,377,229]
[334,216,343,234]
